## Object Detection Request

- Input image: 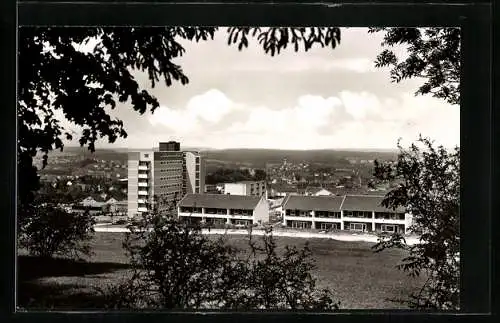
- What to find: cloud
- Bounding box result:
[295,95,342,127]
[148,105,199,135]
[55,87,458,151]
[326,58,377,73]
[53,28,458,151]
[148,89,239,134]
[219,90,459,150]
[185,89,235,123]
[226,94,344,137]
[339,91,382,120]
[227,56,377,74]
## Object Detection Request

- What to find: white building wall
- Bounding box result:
[184,151,205,194]
[127,153,139,218]
[314,189,333,196]
[252,196,270,225]
[184,152,195,194]
[224,183,247,196]
[404,213,413,234]
[199,156,206,194]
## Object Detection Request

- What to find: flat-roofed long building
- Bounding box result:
[282,195,412,234]
[341,195,409,234]
[178,193,269,227]
[281,195,344,230]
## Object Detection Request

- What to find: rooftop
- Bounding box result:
[342,195,405,213]
[226,180,265,185]
[305,187,332,194]
[179,194,262,210]
[283,195,406,213]
[283,195,344,211]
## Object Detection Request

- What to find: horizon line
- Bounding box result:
[62,145,402,152]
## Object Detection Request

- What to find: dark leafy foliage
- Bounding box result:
[369,28,460,105]
[18,27,341,207]
[100,213,339,310]
[205,167,267,185]
[35,183,74,205]
[253,169,267,181]
[227,27,341,55]
[372,136,460,310]
[18,204,96,259]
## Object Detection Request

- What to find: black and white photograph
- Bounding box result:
[17,26,460,311]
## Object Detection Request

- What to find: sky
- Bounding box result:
[56,27,460,151]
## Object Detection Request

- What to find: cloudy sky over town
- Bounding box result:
[58,27,460,150]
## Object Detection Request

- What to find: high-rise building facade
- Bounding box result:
[153,148,184,212]
[128,142,205,217]
[183,151,205,195]
[128,142,184,217]
[159,141,180,152]
[128,151,152,217]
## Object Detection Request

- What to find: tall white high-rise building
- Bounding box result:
[127,142,206,218]
[183,151,205,195]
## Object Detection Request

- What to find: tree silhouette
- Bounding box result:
[372,136,460,310]
[370,27,461,310]
[369,27,460,105]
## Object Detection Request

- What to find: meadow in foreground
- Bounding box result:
[18,232,424,310]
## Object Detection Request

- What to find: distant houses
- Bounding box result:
[72,196,127,215]
[304,187,333,196]
[269,184,300,197]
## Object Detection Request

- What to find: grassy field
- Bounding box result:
[18,232,423,310]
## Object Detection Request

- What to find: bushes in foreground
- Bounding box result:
[100,214,340,310]
[18,204,96,259]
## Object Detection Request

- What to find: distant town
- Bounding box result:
[33,141,409,234]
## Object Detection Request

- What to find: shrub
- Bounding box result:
[102,213,340,310]
[18,204,96,259]
[235,228,340,310]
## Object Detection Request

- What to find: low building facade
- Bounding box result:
[224,180,267,198]
[204,184,220,194]
[178,193,269,227]
[282,195,412,234]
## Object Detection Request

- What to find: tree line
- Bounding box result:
[205,167,267,185]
